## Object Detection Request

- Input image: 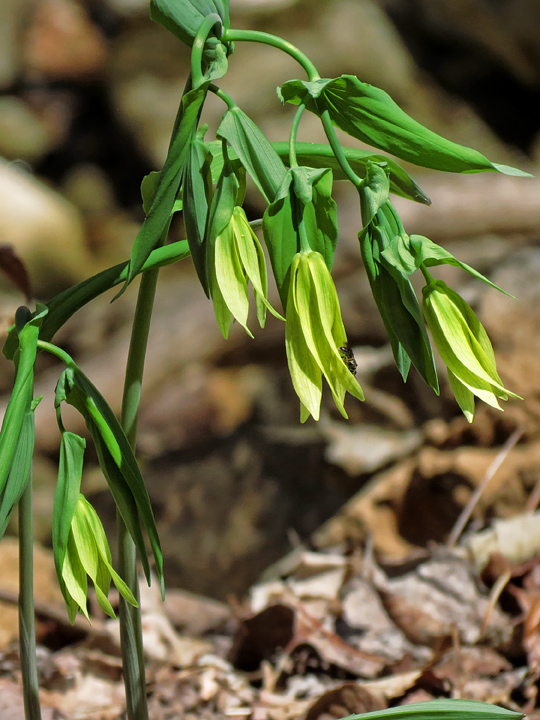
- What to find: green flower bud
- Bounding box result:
[60,494,138,623]
[422,280,521,422]
[285,251,364,421]
[209,206,283,338]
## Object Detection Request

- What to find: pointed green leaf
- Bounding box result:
[346,698,524,720]
[183,133,214,293]
[0,305,47,492]
[141,171,183,217]
[89,419,152,583]
[295,168,339,266]
[14,240,189,351]
[409,235,511,294]
[124,84,207,290]
[206,154,239,247]
[150,0,230,51]
[270,141,431,204]
[263,168,339,307]
[217,106,287,203]
[52,431,86,587]
[360,223,438,391]
[359,161,390,225]
[64,370,163,594]
[280,75,530,175]
[0,409,35,539]
[262,173,297,306]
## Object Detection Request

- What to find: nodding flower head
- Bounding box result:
[60,494,138,623]
[209,206,283,339]
[285,251,364,421]
[422,280,520,422]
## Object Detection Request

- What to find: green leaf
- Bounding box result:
[89,420,152,583]
[409,235,511,294]
[263,168,339,307]
[217,107,287,203]
[280,75,530,175]
[359,161,390,225]
[271,141,431,204]
[0,408,35,539]
[141,171,183,217]
[360,221,438,391]
[52,432,86,591]
[183,132,214,293]
[346,699,524,720]
[63,369,164,595]
[294,168,339,266]
[123,84,207,291]
[380,230,511,297]
[150,0,230,51]
[3,241,191,358]
[0,305,47,492]
[18,241,188,352]
[206,154,240,248]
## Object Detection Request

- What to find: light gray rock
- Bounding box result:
[0,96,52,161]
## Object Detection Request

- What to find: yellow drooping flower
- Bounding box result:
[209,206,283,338]
[60,494,137,623]
[285,251,364,421]
[422,280,520,422]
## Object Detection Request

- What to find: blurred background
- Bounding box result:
[1,0,540,602]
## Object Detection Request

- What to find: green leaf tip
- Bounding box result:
[344,699,524,720]
[280,75,529,176]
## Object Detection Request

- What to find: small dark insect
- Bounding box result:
[339,344,357,376]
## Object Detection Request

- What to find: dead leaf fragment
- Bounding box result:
[0,244,32,299]
[305,682,384,720]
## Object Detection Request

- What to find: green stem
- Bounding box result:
[191,13,224,87]
[289,103,306,167]
[117,262,162,720]
[319,110,362,189]
[209,84,236,110]
[223,28,320,81]
[19,477,42,720]
[420,264,435,284]
[36,341,74,366]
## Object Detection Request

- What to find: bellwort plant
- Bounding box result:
[0,1,531,718]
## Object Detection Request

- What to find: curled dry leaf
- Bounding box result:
[305,682,384,720]
[372,549,511,647]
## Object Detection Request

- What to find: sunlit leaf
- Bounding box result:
[217,107,287,203]
[346,699,524,720]
[150,0,230,51]
[280,75,532,175]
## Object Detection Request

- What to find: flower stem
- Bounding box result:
[223,28,320,81]
[117,262,162,720]
[289,103,306,167]
[191,13,224,87]
[19,476,42,720]
[319,110,362,189]
[209,84,237,110]
[36,341,74,366]
[420,263,435,284]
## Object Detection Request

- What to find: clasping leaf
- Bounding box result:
[280,75,532,176]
